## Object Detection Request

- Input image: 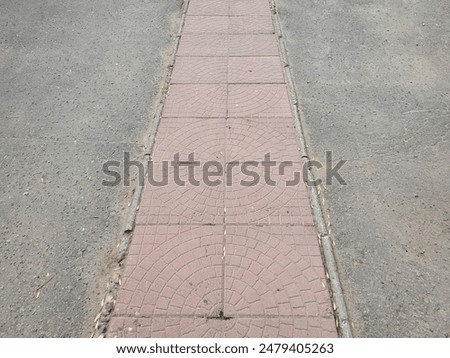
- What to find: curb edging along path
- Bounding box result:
[271,0,352,338]
[107,0,348,338]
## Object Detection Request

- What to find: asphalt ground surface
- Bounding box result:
[277,0,449,337]
[1,0,448,338]
[0,0,183,337]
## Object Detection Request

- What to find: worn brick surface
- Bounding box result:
[177,34,229,57]
[225,117,299,162]
[136,164,224,225]
[228,84,292,117]
[224,226,333,317]
[229,16,274,34]
[187,0,229,16]
[228,57,285,83]
[163,84,227,118]
[229,0,273,17]
[114,226,223,316]
[108,0,337,338]
[171,57,228,84]
[178,34,278,57]
[228,34,279,57]
[153,117,225,162]
[183,16,230,34]
[108,316,225,338]
[224,164,314,225]
[184,15,274,35]
[224,317,337,338]
[108,316,336,338]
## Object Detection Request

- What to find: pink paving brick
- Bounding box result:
[136,164,224,225]
[108,316,225,338]
[224,163,313,225]
[224,317,337,338]
[229,0,273,17]
[228,56,285,83]
[226,117,300,162]
[187,0,229,16]
[107,0,338,339]
[178,34,279,57]
[114,226,223,316]
[229,16,274,34]
[228,34,279,56]
[108,316,336,338]
[183,16,229,34]
[183,15,274,35]
[224,226,333,318]
[163,84,227,118]
[171,57,227,84]
[228,84,292,117]
[177,34,228,57]
[153,117,225,162]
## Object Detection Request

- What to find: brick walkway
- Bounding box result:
[107,0,337,338]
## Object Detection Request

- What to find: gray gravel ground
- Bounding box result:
[277,0,449,337]
[0,0,182,337]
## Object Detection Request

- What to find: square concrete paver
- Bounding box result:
[229,16,274,34]
[136,164,224,225]
[224,163,313,225]
[171,57,228,84]
[108,316,337,338]
[163,84,227,118]
[228,34,279,56]
[108,316,225,338]
[224,225,334,318]
[226,117,300,162]
[229,0,273,17]
[177,34,228,57]
[183,16,229,34]
[183,15,274,35]
[224,317,337,338]
[187,0,229,16]
[178,34,279,57]
[113,225,223,316]
[153,117,225,162]
[228,56,285,83]
[228,84,292,117]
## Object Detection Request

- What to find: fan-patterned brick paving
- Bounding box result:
[108,0,337,338]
